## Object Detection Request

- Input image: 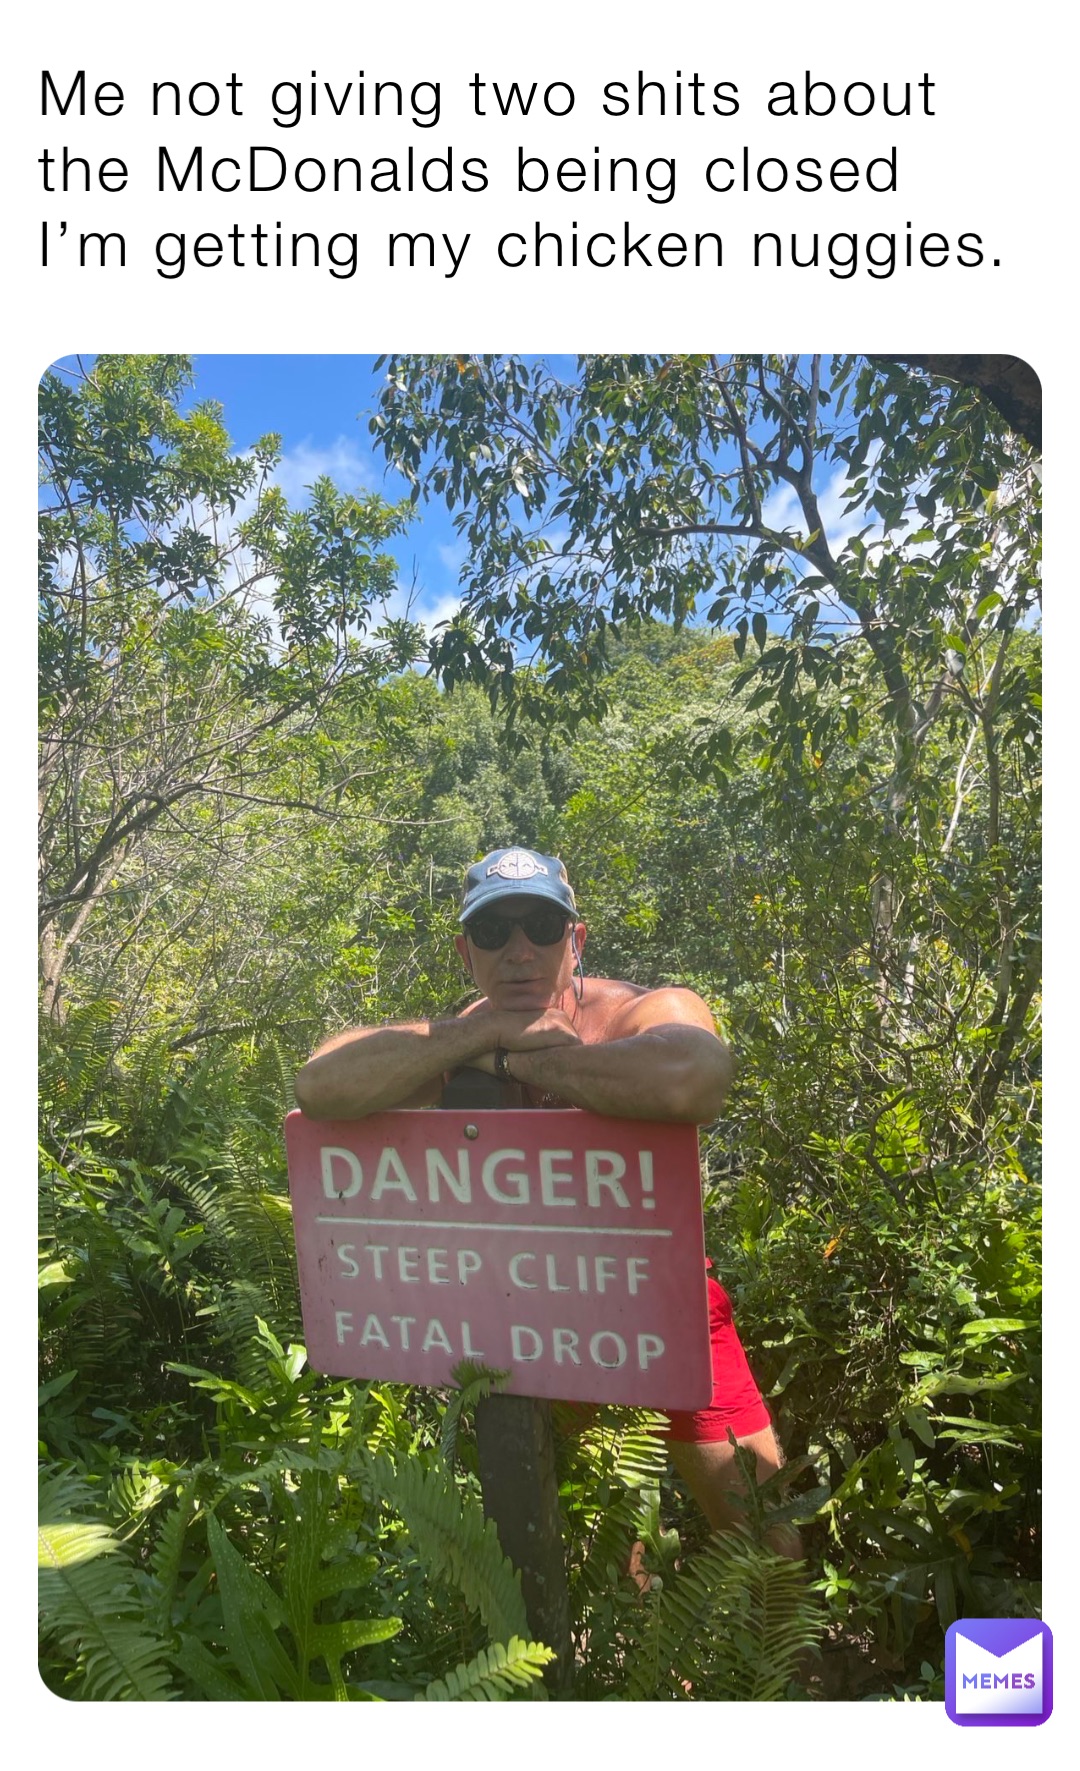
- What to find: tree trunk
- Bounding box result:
[39,888,103,1023]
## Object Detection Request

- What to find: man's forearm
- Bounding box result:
[507,1025,732,1123]
[295,1016,501,1119]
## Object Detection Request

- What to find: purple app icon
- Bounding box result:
[945,1619,1052,1726]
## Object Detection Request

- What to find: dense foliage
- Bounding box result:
[39,355,1040,1701]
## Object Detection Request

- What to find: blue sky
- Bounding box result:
[44,352,886,646]
[177,353,877,626]
[181,353,470,632]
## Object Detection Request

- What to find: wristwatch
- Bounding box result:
[493,1045,514,1082]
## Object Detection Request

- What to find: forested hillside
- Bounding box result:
[39,354,1040,1701]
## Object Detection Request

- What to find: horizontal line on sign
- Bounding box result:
[315,1217,673,1237]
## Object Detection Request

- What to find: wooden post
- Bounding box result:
[475,1392,573,1693]
[442,1068,573,1695]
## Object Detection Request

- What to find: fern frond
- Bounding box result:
[361,1383,430,1460]
[38,1162,145,1390]
[235,1032,294,1124]
[417,1637,555,1701]
[39,1000,119,1129]
[442,1360,510,1470]
[559,1409,670,1602]
[39,1464,177,1700]
[621,1530,820,1701]
[203,1280,287,1386]
[202,1511,298,1698]
[559,1408,670,1495]
[38,1465,99,1521]
[108,1460,170,1530]
[356,1452,529,1647]
[573,1495,651,1601]
[122,1029,190,1156]
[174,1473,404,1701]
[176,1152,300,1355]
[39,1542,176,1700]
[171,1633,252,1702]
[38,1521,119,1569]
[275,1465,402,1699]
[147,1485,198,1636]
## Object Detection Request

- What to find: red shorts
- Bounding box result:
[662,1277,772,1444]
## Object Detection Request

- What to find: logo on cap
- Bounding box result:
[487,850,550,881]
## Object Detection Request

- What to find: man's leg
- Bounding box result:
[664,1277,802,1557]
[669,1427,802,1557]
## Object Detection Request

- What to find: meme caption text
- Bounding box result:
[39,66,996,284]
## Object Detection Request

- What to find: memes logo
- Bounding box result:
[945,1620,1052,1726]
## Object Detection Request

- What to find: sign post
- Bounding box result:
[285,1098,712,1690]
[473,1386,572,1691]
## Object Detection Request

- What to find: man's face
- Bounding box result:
[454,894,586,1013]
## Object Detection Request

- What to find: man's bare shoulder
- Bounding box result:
[598,980,720,1040]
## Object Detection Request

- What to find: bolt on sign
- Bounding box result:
[284,1108,713,1409]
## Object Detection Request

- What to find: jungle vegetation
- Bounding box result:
[39,353,1040,1700]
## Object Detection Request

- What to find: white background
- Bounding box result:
[14,0,1068,1753]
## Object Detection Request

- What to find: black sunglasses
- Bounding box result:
[464,906,571,950]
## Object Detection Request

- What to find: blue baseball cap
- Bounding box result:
[459,847,577,922]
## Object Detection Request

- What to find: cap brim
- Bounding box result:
[459,880,574,921]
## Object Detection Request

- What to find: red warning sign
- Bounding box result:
[285,1107,712,1409]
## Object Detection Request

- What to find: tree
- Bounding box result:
[370,354,1040,1133]
[874,355,1041,450]
[39,355,417,1020]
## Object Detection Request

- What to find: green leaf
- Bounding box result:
[205,1513,298,1700]
[38,1521,118,1570]
[902,1406,936,1449]
[38,1260,75,1289]
[310,1617,403,1660]
[417,1637,555,1701]
[919,1372,1023,1398]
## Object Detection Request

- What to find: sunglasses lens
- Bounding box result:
[523,908,569,945]
[466,915,512,950]
[466,908,568,949]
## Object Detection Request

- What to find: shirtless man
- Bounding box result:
[295,845,787,1537]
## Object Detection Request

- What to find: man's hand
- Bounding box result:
[499,1008,582,1051]
[470,1008,582,1074]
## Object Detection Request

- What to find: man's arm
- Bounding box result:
[294,1008,581,1119]
[295,1016,494,1118]
[504,988,733,1123]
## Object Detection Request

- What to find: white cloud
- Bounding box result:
[411,590,466,638]
[437,538,469,575]
[269,435,375,506]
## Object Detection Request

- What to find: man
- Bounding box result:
[295,844,787,1538]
